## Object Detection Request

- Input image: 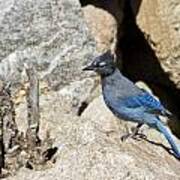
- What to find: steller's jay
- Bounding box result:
[83,51,180,158]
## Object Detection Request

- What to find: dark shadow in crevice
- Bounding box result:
[79,0,123,24]
[77,101,88,116]
[43,147,58,161]
[80,0,101,7]
[117,0,171,86]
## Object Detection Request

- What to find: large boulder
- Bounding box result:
[0,0,97,90]
[7,96,180,180]
[82,5,118,52]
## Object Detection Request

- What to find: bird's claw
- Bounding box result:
[132,133,147,140]
[121,132,147,142]
[121,123,145,142]
[121,134,131,142]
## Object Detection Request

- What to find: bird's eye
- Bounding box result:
[98,62,106,67]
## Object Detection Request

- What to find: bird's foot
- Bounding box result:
[121,123,146,142]
[121,133,132,142]
[121,132,146,142]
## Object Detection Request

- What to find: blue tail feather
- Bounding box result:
[156,121,180,158]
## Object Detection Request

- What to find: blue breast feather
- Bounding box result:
[121,92,168,115]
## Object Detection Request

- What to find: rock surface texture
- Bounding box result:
[0,0,180,179]
[82,5,118,52]
[7,96,180,180]
[0,0,96,90]
[136,0,180,87]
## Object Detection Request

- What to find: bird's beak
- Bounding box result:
[82,64,95,71]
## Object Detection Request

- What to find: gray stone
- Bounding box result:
[7,96,180,180]
[0,0,97,90]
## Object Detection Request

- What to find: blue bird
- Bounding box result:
[83,51,180,158]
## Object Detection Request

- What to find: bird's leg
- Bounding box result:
[121,123,145,142]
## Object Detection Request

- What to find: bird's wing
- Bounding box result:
[120,92,171,116]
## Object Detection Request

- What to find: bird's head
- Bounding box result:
[83,51,115,76]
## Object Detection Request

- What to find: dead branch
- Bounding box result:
[0,99,5,174]
[0,81,17,173]
[25,63,40,147]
